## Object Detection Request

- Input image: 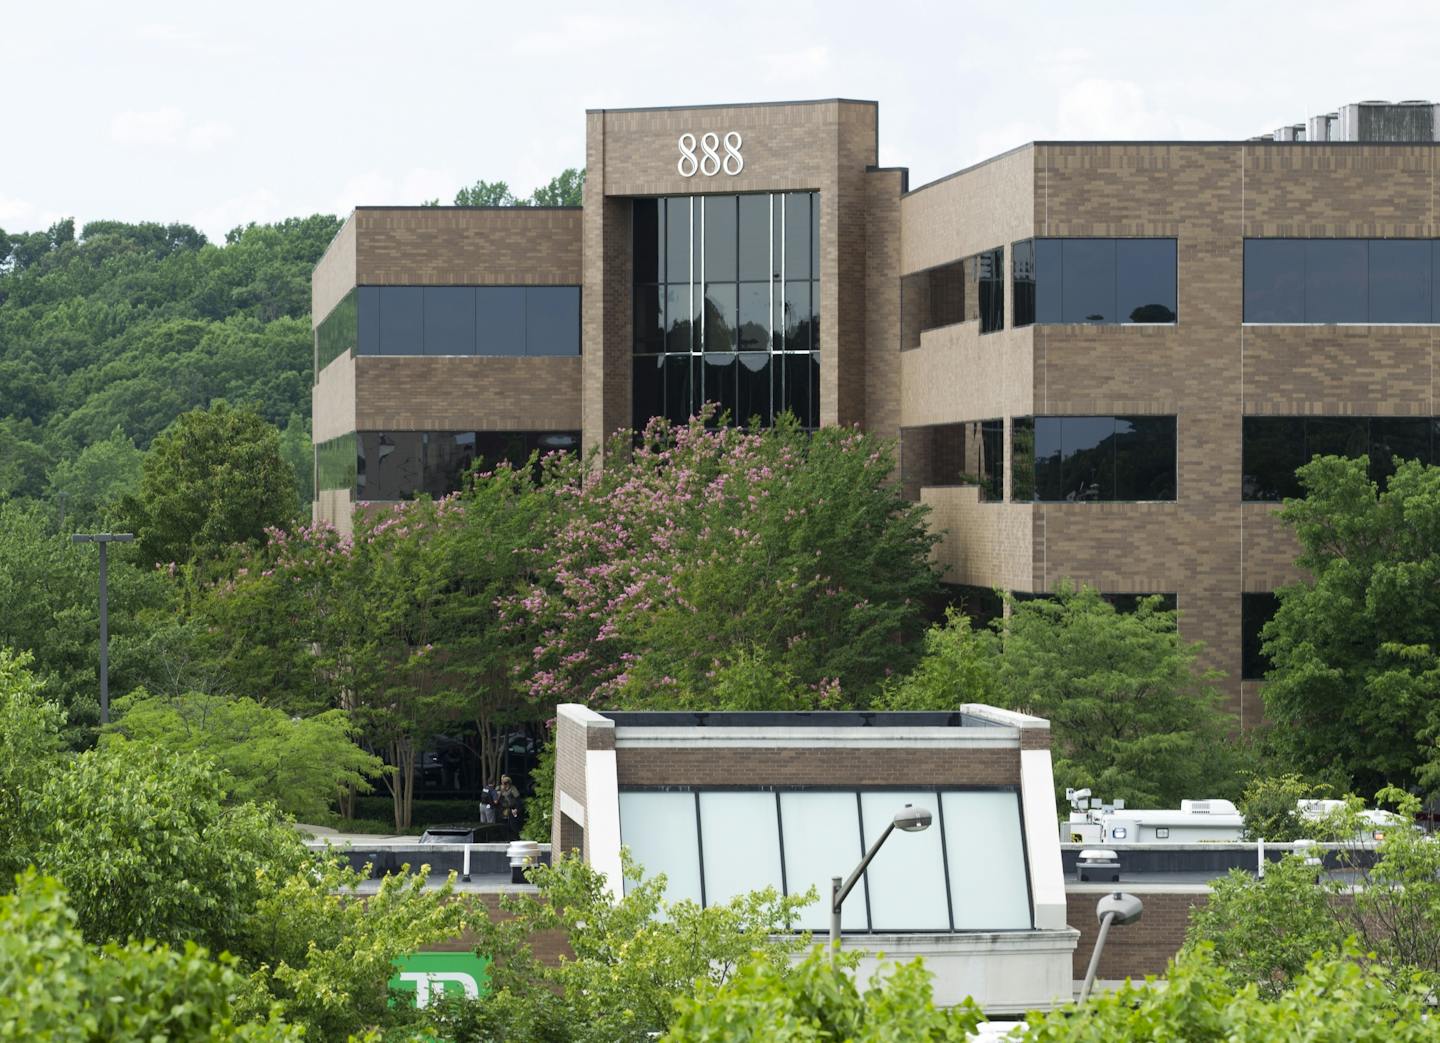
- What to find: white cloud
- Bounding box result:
[191,188,286,242]
[110,107,188,147]
[110,108,236,152]
[0,193,61,232]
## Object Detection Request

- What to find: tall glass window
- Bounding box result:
[901,247,1005,349]
[1242,416,1438,500]
[1241,592,1280,681]
[1011,416,1177,502]
[1244,240,1440,323]
[315,290,358,379]
[632,193,820,432]
[1011,238,1177,326]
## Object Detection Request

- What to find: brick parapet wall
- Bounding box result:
[614,746,1021,788]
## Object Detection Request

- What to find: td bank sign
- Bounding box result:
[389,952,491,1009]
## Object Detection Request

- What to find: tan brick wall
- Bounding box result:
[614,747,1021,788]
[863,168,905,442]
[354,208,582,285]
[1243,503,1305,592]
[901,147,1035,275]
[313,488,352,535]
[1242,326,1435,415]
[312,215,357,328]
[313,352,357,443]
[901,324,1033,427]
[1068,889,1205,981]
[922,486,1033,590]
[552,712,587,856]
[354,356,582,431]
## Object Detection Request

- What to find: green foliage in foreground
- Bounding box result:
[106,689,385,821]
[664,946,983,1042]
[1022,943,1434,1042]
[0,872,300,1042]
[1186,790,1440,997]
[0,649,64,880]
[1237,771,1331,842]
[1262,455,1440,797]
[426,851,813,1043]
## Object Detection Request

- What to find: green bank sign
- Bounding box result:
[389,952,491,1009]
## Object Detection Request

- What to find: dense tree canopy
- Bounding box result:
[0,215,337,517]
[1262,455,1440,796]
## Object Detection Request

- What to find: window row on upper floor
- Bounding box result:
[1012,415,1177,502]
[1244,239,1440,324]
[314,285,580,378]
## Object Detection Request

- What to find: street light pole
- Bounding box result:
[829,804,933,959]
[71,533,135,725]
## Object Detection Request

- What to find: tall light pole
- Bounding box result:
[71,533,135,725]
[829,804,933,957]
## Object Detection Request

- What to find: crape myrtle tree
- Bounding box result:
[505,413,941,712]
[1261,455,1440,796]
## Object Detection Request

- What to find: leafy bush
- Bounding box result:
[0,649,64,879]
[107,689,384,821]
[1238,772,1331,842]
[0,871,300,1041]
[664,946,984,1042]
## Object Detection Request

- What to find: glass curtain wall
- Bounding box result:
[1242,416,1439,500]
[615,787,1033,932]
[633,193,820,432]
[1244,240,1440,323]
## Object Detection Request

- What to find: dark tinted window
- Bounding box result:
[633,199,661,284]
[737,194,770,280]
[703,353,738,423]
[476,288,526,356]
[355,429,579,500]
[1305,240,1368,324]
[784,193,811,280]
[357,287,380,356]
[1369,240,1431,322]
[1017,415,1176,502]
[378,287,424,355]
[632,355,665,434]
[705,284,737,353]
[737,352,772,427]
[635,284,664,353]
[666,197,692,283]
[1060,239,1117,323]
[1116,239,1178,322]
[1246,238,1440,323]
[1244,240,1305,322]
[315,289,358,377]
[977,248,1004,333]
[422,287,476,356]
[737,284,768,353]
[1010,417,1036,501]
[315,432,357,492]
[704,195,737,283]
[1242,592,1280,680]
[1034,239,1062,323]
[526,286,580,356]
[1243,415,1438,500]
[1012,239,1036,327]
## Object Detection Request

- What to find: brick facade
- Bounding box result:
[311,101,1440,703]
[1067,889,1207,981]
[613,746,1022,788]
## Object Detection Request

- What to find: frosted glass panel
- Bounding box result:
[699,792,783,906]
[859,791,949,930]
[618,792,701,903]
[942,791,1032,929]
[780,792,868,931]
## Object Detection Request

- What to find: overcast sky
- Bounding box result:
[7,0,1440,242]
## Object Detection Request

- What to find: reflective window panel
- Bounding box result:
[1016,416,1176,502]
[859,791,949,931]
[1242,416,1438,500]
[1245,238,1440,323]
[1241,592,1280,680]
[778,791,868,931]
[698,792,783,907]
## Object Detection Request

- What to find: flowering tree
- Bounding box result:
[507,415,940,711]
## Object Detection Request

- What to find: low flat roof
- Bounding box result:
[600,710,1003,729]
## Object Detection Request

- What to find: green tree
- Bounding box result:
[454,180,519,206]
[1187,789,1440,996]
[1022,943,1433,1042]
[0,500,177,739]
[1261,455,1440,796]
[530,168,585,206]
[875,609,1000,710]
[123,401,298,568]
[430,851,812,1043]
[276,411,313,508]
[664,946,982,1043]
[993,585,1242,807]
[0,650,64,880]
[1238,772,1331,842]
[0,872,301,1042]
[105,689,384,821]
[45,425,144,525]
[509,416,941,711]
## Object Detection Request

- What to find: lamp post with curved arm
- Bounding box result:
[829,804,933,958]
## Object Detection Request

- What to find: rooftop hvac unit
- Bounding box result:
[1179,798,1239,816]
